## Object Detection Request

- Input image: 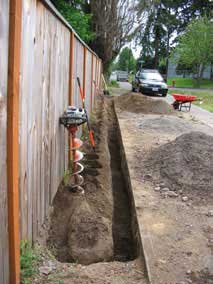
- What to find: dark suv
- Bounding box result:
[132,69,168,97]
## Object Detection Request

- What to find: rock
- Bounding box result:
[161,187,169,192]
[144,174,152,180]
[39,266,53,275]
[154,186,160,191]
[207,210,213,217]
[182,196,189,202]
[46,260,56,270]
[167,191,179,197]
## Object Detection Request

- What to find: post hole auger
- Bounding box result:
[60,106,87,194]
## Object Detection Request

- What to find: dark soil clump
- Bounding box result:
[144,131,213,196]
[115,93,174,114]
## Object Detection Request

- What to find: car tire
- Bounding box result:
[132,87,136,92]
[162,93,167,97]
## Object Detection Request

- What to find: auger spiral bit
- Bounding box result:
[60,106,87,194]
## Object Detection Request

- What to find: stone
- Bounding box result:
[161,187,169,192]
[39,266,53,275]
[182,196,189,202]
[167,191,179,197]
[144,174,152,180]
[154,186,160,191]
[207,210,213,217]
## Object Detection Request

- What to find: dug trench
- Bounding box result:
[47,96,148,283]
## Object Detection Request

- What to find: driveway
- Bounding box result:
[119,81,132,91]
[117,82,213,129]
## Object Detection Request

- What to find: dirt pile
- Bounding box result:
[115,93,174,114]
[68,198,113,264]
[144,131,213,194]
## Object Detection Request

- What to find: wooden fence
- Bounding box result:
[0,0,102,283]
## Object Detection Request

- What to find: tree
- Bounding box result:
[52,0,138,73]
[51,0,94,42]
[117,47,136,72]
[172,17,213,86]
[135,0,213,75]
[89,0,137,73]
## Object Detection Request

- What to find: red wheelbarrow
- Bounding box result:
[172,93,197,112]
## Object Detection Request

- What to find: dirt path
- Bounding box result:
[115,93,213,284]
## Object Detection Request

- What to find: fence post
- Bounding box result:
[68,32,75,160]
[90,55,94,113]
[7,0,22,283]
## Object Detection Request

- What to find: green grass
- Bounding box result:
[108,80,119,87]
[20,241,41,284]
[169,88,213,112]
[167,77,213,88]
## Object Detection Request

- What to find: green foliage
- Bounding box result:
[167,77,213,88]
[117,47,136,72]
[109,80,119,87]
[51,0,94,42]
[172,17,213,83]
[20,241,40,284]
[136,0,213,72]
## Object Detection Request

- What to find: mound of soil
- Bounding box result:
[115,93,174,114]
[144,131,213,193]
[68,199,113,265]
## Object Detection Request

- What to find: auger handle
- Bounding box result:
[77,77,96,151]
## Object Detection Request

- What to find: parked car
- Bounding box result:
[109,71,117,81]
[117,71,129,82]
[132,69,168,96]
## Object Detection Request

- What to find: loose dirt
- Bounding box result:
[115,93,213,284]
[44,95,148,284]
[115,93,175,114]
[144,131,213,201]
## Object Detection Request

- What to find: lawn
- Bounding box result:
[169,88,213,112]
[167,77,213,88]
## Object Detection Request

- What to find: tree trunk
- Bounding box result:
[195,63,204,87]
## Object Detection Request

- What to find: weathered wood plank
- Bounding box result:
[0,1,10,283]
[85,50,92,116]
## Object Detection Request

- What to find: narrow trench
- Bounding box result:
[108,101,136,261]
[48,98,137,265]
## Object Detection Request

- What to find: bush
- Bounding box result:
[109,80,119,87]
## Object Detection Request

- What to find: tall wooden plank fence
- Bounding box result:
[0,0,102,283]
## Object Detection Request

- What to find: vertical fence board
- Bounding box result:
[73,38,84,108]
[85,51,92,116]
[0,0,9,283]
[92,56,97,108]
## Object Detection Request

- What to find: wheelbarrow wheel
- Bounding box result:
[172,101,180,110]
